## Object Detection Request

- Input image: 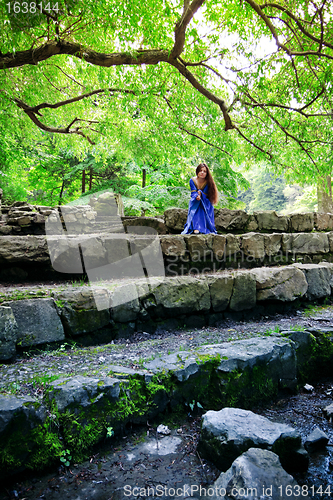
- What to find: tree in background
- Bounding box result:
[1,0,333,209]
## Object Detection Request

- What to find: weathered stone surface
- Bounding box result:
[185,234,215,260]
[314,212,333,231]
[150,276,211,317]
[144,351,199,382]
[247,214,258,231]
[206,273,234,312]
[229,271,256,311]
[264,233,282,256]
[254,210,289,232]
[4,299,65,347]
[198,407,303,472]
[214,209,249,232]
[122,217,166,234]
[241,232,265,259]
[201,336,297,391]
[160,235,187,259]
[292,263,331,299]
[210,448,300,500]
[164,208,187,232]
[47,235,84,273]
[304,427,329,452]
[89,191,124,216]
[225,234,240,257]
[0,226,12,235]
[47,375,120,412]
[0,394,46,479]
[282,232,329,254]
[53,288,110,335]
[252,266,308,301]
[290,213,314,232]
[324,402,333,419]
[110,283,141,323]
[209,234,226,260]
[0,306,18,360]
[0,236,49,263]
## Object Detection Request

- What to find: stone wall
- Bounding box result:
[1,262,333,360]
[164,208,333,234]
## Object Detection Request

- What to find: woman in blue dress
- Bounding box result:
[181,163,219,234]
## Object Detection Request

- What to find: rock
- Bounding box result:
[53,288,110,336]
[110,283,141,323]
[290,213,314,232]
[3,299,65,347]
[292,263,331,299]
[241,232,265,260]
[214,208,249,232]
[247,214,258,231]
[282,233,329,254]
[0,394,46,479]
[0,236,49,263]
[157,424,171,435]
[89,191,124,216]
[47,375,120,412]
[164,208,188,233]
[0,306,18,360]
[210,448,300,500]
[0,226,12,235]
[206,273,234,312]
[264,233,282,257]
[254,211,289,232]
[304,383,314,392]
[209,234,226,260]
[314,212,333,231]
[150,276,211,318]
[122,217,166,234]
[229,271,256,311]
[198,407,305,472]
[304,427,329,452]
[251,266,308,301]
[323,402,333,420]
[160,235,187,260]
[225,234,241,257]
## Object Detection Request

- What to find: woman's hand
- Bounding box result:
[196,190,201,201]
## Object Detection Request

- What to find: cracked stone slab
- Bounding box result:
[251,266,308,301]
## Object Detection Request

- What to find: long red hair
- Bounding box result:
[196,163,219,205]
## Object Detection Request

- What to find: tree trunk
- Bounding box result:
[141,168,146,216]
[317,176,333,212]
[89,170,93,191]
[82,170,86,194]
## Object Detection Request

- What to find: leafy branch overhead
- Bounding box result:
[1,0,333,171]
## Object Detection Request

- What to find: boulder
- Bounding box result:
[225,234,240,257]
[254,210,289,232]
[251,266,308,301]
[214,208,249,232]
[304,427,329,453]
[241,232,265,260]
[229,271,256,311]
[185,234,215,261]
[160,235,187,260]
[0,306,18,360]
[206,273,234,312]
[198,407,305,472]
[282,232,329,254]
[290,213,314,232]
[210,448,300,500]
[3,299,65,347]
[164,208,187,233]
[292,263,331,299]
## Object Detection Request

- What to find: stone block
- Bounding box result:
[209,234,226,260]
[254,210,289,232]
[206,273,234,312]
[314,212,333,231]
[214,208,249,232]
[292,263,331,299]
[160,235,187,260]
[4,299,65,347]
[0,306,18,360]
[164,208,187,232]
[241,232,265,259]
[225,234,240,257]
[290,213,314,232]
[229,271,256,311]
[282,233,329,254]
[185,234,215,261]
[264,233,282,256]
[0,236,49,263]
[252,266,308,301]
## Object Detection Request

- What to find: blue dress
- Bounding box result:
[181,178,217,234]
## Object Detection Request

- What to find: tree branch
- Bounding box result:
[170,0,206,59]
